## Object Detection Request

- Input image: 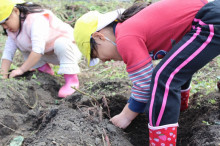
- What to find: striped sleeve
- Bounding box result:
[127,61,153,113]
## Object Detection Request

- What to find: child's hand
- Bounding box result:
[110,103,138,129]
[9,68,24,78]
[110,112,132,129]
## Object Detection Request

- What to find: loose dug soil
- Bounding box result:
[0,70,220,146]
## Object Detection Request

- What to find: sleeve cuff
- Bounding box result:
[128,97,148,113]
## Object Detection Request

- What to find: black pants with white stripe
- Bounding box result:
[148,0,220,127]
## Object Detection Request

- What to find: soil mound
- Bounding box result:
[0,71,219,145]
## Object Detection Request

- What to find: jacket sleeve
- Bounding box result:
[1,36,17,61]
[127,61,153,113]
[117,35,153,113]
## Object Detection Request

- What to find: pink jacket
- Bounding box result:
[3,10,74,60]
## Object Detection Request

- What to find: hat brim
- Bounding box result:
[12,0,25,4]
[96,8,125,31]
[89,58,100,66]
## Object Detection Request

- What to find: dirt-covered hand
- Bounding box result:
[110,103,138,129]
[9,68,24,78]
[110,112,132,129]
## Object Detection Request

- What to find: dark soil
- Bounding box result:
[1,1,219,145]
[0,69,220,146]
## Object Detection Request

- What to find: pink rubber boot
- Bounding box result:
[37,63,54,75]
[148,123,178,146]
[180,87,191,111]
[58,74,79,98]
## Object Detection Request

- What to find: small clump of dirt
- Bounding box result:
[0,71,219,145]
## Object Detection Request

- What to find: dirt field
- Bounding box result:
[0,0,219,145]
[0,61,219,146]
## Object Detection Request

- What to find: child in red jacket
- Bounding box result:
[0,0,82,98]
[73,0,220,145]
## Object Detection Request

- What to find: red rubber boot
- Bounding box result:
[180,87,190,111]
[58,74,79,98]
[37,63,54,75]
[148,123,178,146]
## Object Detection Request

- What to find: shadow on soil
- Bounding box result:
[0,71,219,145]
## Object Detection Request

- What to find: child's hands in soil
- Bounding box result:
[110,103,138,129]
[9,68,24,78]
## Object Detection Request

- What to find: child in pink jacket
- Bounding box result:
[0,0,81,98]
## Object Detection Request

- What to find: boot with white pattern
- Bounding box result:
[180,87,191,111]
[148,123,178,146]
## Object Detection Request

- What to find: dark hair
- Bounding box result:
[3,2,43,36]
[117,2,147,23]
[90,2,148,59]
[90,37,98,59]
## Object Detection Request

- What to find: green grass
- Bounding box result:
[0,0,219,95]
[91,60,128,80]
[32,0,133,26]
[191,57,220,95]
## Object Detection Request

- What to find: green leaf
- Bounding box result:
[31,74,37,79]
[202,121,210,125]
[10,136,24,146]
[215,121,220,125]
[55,100,60,105]
[209,99,216,104]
